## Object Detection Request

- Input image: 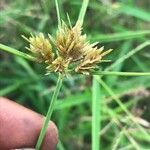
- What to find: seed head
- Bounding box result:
[23,33,53,63]
[75,47,112,75]
[49,22,89,62]
[23,21,112,75]
[46,57,70,73]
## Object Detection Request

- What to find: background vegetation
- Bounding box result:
[0,0,150,150]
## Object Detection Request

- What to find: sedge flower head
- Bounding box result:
[49,22,88,62]
[75,47,112,75]
[23,33,53,63]
[23,21,112,75]
[46,57,70,73]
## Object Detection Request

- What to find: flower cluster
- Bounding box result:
[23,22,112,75]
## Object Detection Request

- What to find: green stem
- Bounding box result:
[0,43,35,61]
[92,71,150,76]
[35,73,63,149]
[55,0,61,27]
[77,0,89,25]
[92,75,101,150]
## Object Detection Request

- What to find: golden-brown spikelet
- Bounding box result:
[49,22,89,61]
[23,33,53,63]
[75,47,112,75]
[46,57,70,73]
[24,21,112,75]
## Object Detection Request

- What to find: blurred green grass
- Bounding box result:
[0,0,150,150]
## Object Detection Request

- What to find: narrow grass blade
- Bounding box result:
[0,83,21,96]
[105,106,141,150]
[112,130,124,150]
[77,0,89,25]
[97,78,150,140]
[118,4,150,22]
[132,55,149,72]
[57,140,65,150]
[106,41,150,71]
[54,90,91,110]
[0,43,35,61]
[55,0,61,26]
[92,71,150,76]
[15,57,38,79]
[91,30,150,43]
[106,41,132,86]
[118,145,133,150]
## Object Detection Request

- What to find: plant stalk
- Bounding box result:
[92,71,150,76]
[0,43,35,61]
[77,0,89,25]
[55,0,61,27]
[92,75,101,150]
[35,73,63,149]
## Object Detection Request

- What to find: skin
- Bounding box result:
[0,97,58,150]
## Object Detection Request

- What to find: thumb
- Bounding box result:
[0,97,58,150]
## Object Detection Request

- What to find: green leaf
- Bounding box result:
[91,30,150,43]
[118,4,150,22]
